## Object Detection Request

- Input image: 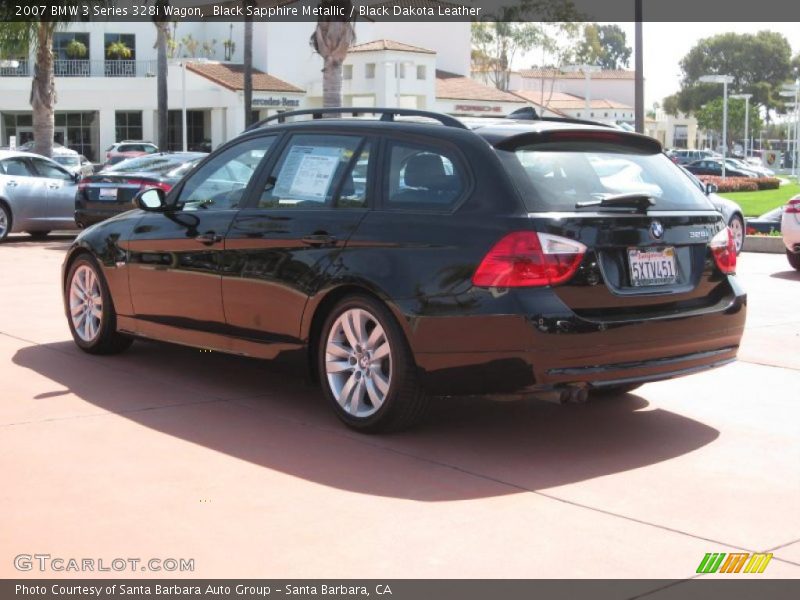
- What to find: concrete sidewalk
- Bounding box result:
[1,236,798,582]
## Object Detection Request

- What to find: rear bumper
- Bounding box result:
[408,286,747,396]
[75,206,131,228]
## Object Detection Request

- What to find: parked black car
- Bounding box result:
[746,207,783,235]
[61,108,746,432]
[684,159,757,178]
[75,152,206,228]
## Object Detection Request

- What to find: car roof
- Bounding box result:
[0,150,53,161]
[240,116,661,152]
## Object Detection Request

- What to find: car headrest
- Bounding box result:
[404,153,447,189]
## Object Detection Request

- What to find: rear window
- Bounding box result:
[108,155,186,174]
[53,155,79,167]
[499,141,714,212]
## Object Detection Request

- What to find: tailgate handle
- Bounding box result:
[302,233,337,247]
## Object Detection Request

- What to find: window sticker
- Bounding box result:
[274,146,342,203]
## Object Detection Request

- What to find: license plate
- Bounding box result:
[98,187,117,200]
[628,247,677,286]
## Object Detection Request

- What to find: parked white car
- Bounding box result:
[782,195,800,270]
[52,150,94,178]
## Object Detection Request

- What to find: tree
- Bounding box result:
[472,0,581,91]
[671,31,793,121]
[575,24,631,70]
[0,4,103,157]
[695,97,764,150]
[309,0,355,108]
[152,1,171,151]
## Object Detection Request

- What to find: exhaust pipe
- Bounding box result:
[558,385,589,404]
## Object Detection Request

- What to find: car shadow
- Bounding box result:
[13,340,720,501]
[770,270,800,281]
[1,233,76,252]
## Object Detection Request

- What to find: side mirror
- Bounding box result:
[705,182,718,195]
[135,187,168,211]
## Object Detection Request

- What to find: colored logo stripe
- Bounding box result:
[696,552,773,574]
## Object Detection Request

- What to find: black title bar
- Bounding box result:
[2,0,800,22]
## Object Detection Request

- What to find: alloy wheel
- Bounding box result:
[0,207,8,239]
[729,217,744,254]
[325,308,392,418]
[69,265,103,342]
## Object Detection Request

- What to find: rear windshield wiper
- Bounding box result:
[576,193,656,212]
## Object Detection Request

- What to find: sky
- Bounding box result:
[519,22,800,108]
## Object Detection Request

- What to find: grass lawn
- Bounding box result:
[720,182,800,217]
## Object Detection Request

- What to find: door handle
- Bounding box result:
[7,181,18,187]
[301,233,337,247]
[48,183,60,189]
[195,232,223,245]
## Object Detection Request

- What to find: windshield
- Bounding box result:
[500,143,714,212]
[53,155,79,167]
[108,155,189,174]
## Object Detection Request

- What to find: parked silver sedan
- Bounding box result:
[0,150,80,241]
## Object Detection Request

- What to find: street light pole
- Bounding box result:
[562,64,601,116]
[780,80,800,178]
[700,75,735,177]
[634,0,644,133]
[731,93,752,159]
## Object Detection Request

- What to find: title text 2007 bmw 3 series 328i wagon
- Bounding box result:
[61,108,746,432]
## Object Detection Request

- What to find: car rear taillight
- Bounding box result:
[785,198,800,214]
[472,232,586,288]
[709,227,737,275]
[125,179,172,192]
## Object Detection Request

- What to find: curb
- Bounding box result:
[744,236,784,254]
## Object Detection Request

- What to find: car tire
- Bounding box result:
[590,383,642,397]
[27,231,51,239]
[0,202,11,242]
[728,215,744,255]
[65,255,133,355]
[787,250,800,271]
[317,295,428,433]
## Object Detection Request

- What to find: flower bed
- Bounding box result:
[698,176,758,192]
[697,175,781,193]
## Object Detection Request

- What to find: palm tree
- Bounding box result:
[0,4,99,157]
[152,1,171,150]
[309,0,356,108]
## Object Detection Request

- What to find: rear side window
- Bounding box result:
[385,142,464,210]
[499,141,713,212]
[0,158,34,177]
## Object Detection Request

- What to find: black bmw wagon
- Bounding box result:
[62,108,746,432]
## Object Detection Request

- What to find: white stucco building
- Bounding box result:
[0,15,524,162]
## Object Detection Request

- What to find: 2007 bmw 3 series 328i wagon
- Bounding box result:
[61,108,746,432]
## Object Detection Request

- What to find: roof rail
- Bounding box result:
[246,107,468,131]
[506,106,613,128]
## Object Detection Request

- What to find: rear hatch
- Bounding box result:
[492,128,735,321]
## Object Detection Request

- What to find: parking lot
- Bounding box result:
[1,235,798,582]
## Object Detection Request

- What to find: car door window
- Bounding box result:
[385,141,465,210]
[30,158,73,180]
[0,158,35,177]
[258,134,364,209]
[178,136,276,211]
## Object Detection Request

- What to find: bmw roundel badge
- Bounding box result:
[650,220,664,240]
